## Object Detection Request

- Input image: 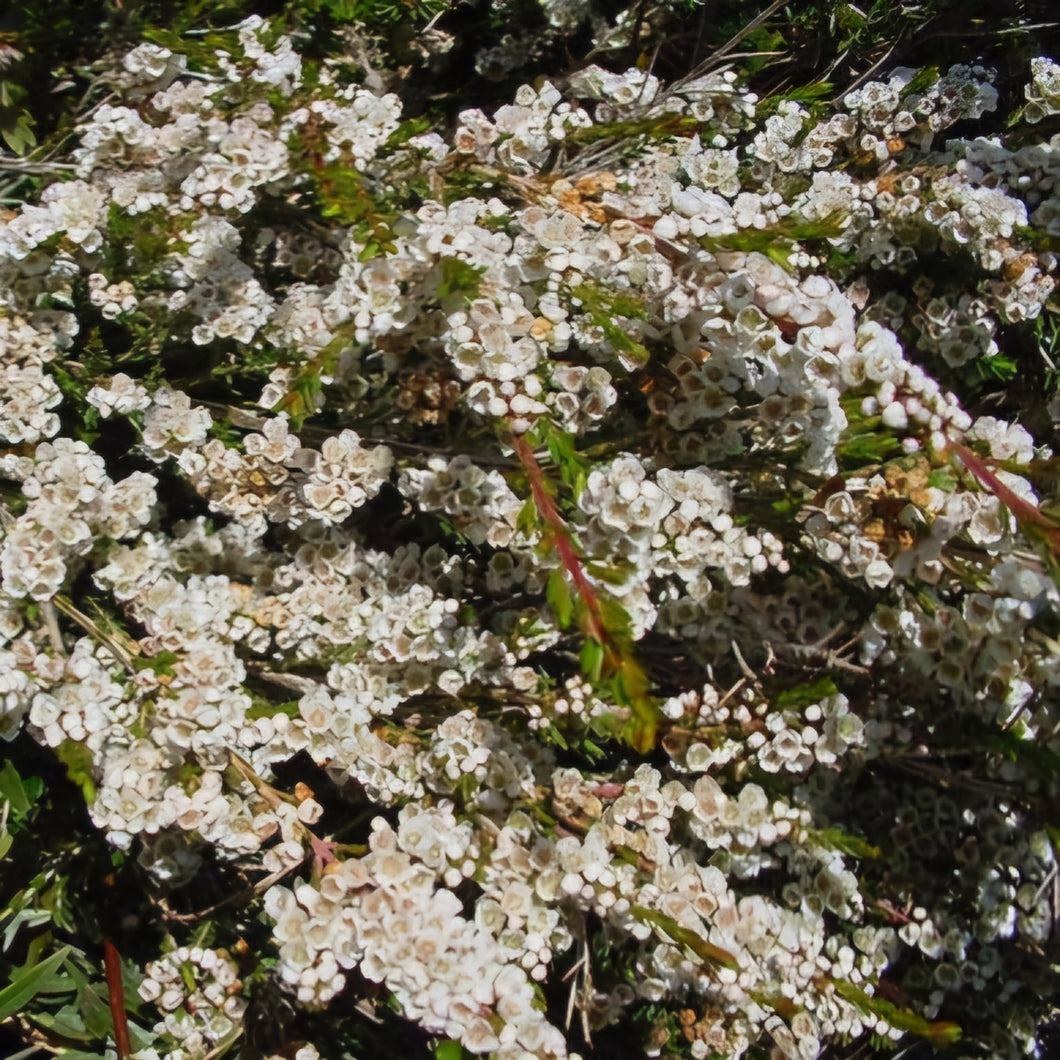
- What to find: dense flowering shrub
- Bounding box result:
[2,10,1060,1060]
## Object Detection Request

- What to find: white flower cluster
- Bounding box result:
[575,456,786,630]
[0,316,64,444]
[456,80,593,173]
[139,946,246,1059]
[266,811,569,1056]
[85,372,151,419]
[221,15,303,96]
[570,64,756,136]
[146,410,395,532]
[400,455,525,547]
[1024,57,1060,124]
[0,439,156,600]
[844,64,998,144]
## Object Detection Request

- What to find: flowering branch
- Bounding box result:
[225,751,338,873]
[947,441,1060,583]
[510,432,659,752]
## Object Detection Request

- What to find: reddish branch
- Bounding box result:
[948,441,1060,559]
[510,433,659,752]
[510,434,608,644]
[103,937,131,1060]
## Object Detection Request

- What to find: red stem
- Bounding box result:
[510,432,659,752]
[103,938,131,1060]
[510,434,607,643]
[949,442,1060,547]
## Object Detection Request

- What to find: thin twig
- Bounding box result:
[1031,862,1057,916]
[666,0,789,98]
[51,595,139,674]
[730,640,763,691]
[159,861,302,924]
[882,755,1034,803]
[40,602,67,656]
[0,159,79,173]
[834,38,902,104]
[5,1046,58,1060]
[716,676,748,710]
[920,21,1060,39]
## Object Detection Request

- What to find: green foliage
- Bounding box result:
[247,698,302,720]
[631,905,741,971]
[269,332,351,429]
[697,212,849,271]
[0,76,35,154]
[433,1039,469,1060]
[546,566,574,627]
[436,255,488,301]
[0,944,74,1022]
[927,467,958,491]
[903,65,941,97]
[53,740,96,806]
[384,115,434,150]
[975,353,1019,383]
[833,979,962,1046]
[566,111,702,150]
[775,676,838,710]
[813,826,882,860]
[0,756,156,1052]
[541,423,591,498]
[295,154,400,255]
[836,429,903,466]
[740,27,786,77]
[130,650,179,680]
[0,759,43,823]
[300,0,449,27]
[755,80,834,121]
[569,281,650,366]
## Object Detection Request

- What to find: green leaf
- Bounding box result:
[775,677,837,711]
[927,468,958,491]
[54,740,96,806]
[833,979,961,1045]
[569,282,651,366]
[975,354,1018,383]
[76,972,117,1039]
[515,497,538,535]
[580,638,605,683]
[581,738,604,761]
[0,108,36,155]
[815,827,881,860]
[3,907,52,953]
[437,256,487,300]
[546,568,574,628]
[383,115,433,150]
[837,431,903,465]
[246,699,301,721]
[631,906,740,971]
[583,561,636,586]
[131,650,179,677]
[434,1040,466,1060]
[542,724,569,751]
[32,1003,94,1042]
[903,65,941,96]
[0,945,73,1021]
[0,760,35,817]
